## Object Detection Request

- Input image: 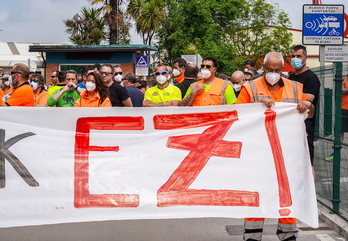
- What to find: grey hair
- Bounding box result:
[263,52,284,65]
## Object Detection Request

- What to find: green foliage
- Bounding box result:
[128,0,166,47]
[157,0,244,74]
[64,7,107,45]
[227,0,293,68]
[88,0,131,45]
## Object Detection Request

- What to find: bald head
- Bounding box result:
[231,71,245,85]
[13,63,30,79]
[263,52,284,67]
[263,52,284,77]
[184,63,199,79]
[11,63,30,88]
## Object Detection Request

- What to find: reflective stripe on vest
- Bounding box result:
[248,78,301,103]
[277,220,299,241]
[244,219,264,241]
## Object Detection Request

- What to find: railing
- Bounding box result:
[312,62,348,220]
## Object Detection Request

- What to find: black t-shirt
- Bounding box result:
[289,69,320,125]
[176,78,197,99]
[108,82,130,107]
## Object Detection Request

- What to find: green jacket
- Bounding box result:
[47,89,80,107]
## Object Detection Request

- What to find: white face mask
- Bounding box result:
[265,72,280,85]
[200,69,211,79]
[30,81,38,90]
[120,81,125,87]
[114,74,122,82]
[4,81,10,86]
[86,81,96,91]
[166,75,171,81]
[172,69,181,77]
[156,75,167,84]
[8,75,15,87]
[244,68,248,72]
[233,84,241,92]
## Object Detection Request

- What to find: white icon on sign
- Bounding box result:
[305,15,340,36]
[329,28,340,35]
[136,56,147,66]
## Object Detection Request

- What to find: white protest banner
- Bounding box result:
[0,103,318,228]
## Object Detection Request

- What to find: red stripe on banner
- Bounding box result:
[264,109,292,216]
[74,116,144,208]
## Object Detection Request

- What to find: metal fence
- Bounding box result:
[312,62,348,220]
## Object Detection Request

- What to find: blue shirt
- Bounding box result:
[127,85,144,107]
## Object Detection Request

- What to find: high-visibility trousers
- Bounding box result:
[244,218,298,241]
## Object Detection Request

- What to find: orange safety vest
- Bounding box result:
[174,73,184,84]
[244,76,303,103]
[191,78,230,106]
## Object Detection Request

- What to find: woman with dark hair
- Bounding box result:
[30,73,50,107]
[74,72,111,107]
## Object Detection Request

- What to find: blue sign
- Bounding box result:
[135,56,149,76]
[303,5,344,45]
[136,56,149,67]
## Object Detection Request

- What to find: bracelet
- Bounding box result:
[306,99,313,108]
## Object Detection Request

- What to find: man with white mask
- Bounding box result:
[143,64,181,107]
[180,56,236,106]
[3,63,34,106]
[236,51,314,241]
[231,70,246,97]
[172,58,187,85]
[113,64,123,84]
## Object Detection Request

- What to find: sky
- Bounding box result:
[0,0,347,44]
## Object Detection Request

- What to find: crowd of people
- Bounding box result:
[0,45,325,241]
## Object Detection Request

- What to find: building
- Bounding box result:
[29,44,157,85]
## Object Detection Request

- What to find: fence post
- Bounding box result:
[332,62,343,214]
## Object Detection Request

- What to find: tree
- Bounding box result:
[88,0,131,45]
[127,0,166,47]
[156,0,244,74]
[227,0,293,66]
[64,7,107,45]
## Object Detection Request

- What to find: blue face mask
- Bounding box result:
[291,58,304,70]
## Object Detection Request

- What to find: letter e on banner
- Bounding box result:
[74,116,144,208]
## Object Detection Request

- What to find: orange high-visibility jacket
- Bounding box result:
[191,78,231,106]
[242,76,305,104]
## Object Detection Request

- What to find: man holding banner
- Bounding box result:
[236,51,314,241]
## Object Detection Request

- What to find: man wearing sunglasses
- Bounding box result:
[100,64,132,107]
[47,70,60,95]
[143,64,181,107]
[2,63,34,107]
[113,64,123,83]
[180,56,237,106]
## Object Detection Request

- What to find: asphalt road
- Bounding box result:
[0,216,345,241]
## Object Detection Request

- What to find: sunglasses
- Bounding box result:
[100,71,112,75]
[50,75,57,78]
[155,71,167,75]
[30,79,41,83]
[115,72,123,75]
[11,71,21,75]
[201,65,213,69]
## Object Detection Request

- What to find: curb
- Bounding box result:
[319,202,348,240]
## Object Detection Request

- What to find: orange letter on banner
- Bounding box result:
[264,109,292,216]
[74,116,144,208]
[154,111,259,207]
